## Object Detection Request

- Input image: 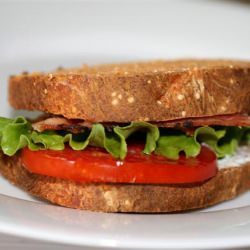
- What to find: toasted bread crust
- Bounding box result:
[9,60,250,122]
[0,152,250,212]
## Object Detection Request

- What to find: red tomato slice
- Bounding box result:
[21,144,217,184]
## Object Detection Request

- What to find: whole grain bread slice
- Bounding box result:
[1,152,250,213]
[9,59,250,123]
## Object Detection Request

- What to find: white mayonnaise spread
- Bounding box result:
[218,144,250,169]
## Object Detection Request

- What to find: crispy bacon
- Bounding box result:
[32,117,92,133]
[32,114,250,133]
[155,114,250,128]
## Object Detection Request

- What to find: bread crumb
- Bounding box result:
[181,111,186,117]
[127,96,135,103]
[220,106,226,112]
[72,107,77,113]
[44,89,48,94]
[147,80,152,84]
[177,94,184,101]
[197,79,204,92]
[112,99,118,106]
[118,94,122,100]
[124,200,131,207]
[138,117,145,121]
[103,191,115,207]
[192,77,204,99]
[48,73,53,80]
[195,92,200,99]
[230,78,234,84]
[111,92,117,97]
[231,185,237,195]
[157,100,162,105]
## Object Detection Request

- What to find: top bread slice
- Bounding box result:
[9,59,250,122]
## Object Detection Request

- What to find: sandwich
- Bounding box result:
[0,59,250,213]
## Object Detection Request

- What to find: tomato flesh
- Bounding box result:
[21,144,217,184]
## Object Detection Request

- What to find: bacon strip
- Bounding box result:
[32,117,91,133]
[32,114,250,133]
[155,114,250,128]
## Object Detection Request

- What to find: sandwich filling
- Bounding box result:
[0,114,249,184]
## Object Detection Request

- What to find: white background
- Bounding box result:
[0,0,250,249]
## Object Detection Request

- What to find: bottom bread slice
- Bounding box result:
[0,152,250,213]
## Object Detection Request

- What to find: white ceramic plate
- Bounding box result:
[1,0,250,249]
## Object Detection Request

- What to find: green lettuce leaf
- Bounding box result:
[30,124,123,158]
[155,134,200,160]
[0,117,39,155]
[114,122,160,156]
[156,126,250,160]
[0,117,159,160]
[0,116,249,160]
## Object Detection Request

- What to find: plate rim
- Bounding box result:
[0,194,250,249]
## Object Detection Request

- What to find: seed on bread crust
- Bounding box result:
[127,96,135,103]
[177,94,185,101]
[112,99,119,106]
